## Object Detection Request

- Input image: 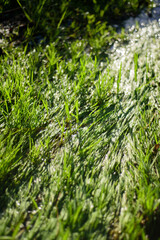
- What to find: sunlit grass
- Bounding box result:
[0,1,160,239]
[0,36,160,239]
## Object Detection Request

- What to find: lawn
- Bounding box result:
[0,0,160,239]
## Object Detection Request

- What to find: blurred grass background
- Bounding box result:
[0,0,152,40]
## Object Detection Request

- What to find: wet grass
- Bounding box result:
[1,37,160,240]
[0,0,153,46]
[1,0,160,240]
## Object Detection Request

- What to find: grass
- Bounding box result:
[1,0,160,239]
[0,0,153,45]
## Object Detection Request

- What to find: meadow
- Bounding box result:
[1,0,160,239]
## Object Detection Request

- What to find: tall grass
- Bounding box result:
[0,0,160,239]
[0,0,153,42]
[0,35,160,239]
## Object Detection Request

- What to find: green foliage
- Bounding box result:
[0,32,160,238]
[0,0,152,40]
[0,0,159,239]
